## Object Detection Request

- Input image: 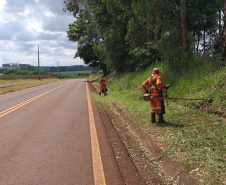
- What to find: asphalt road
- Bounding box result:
[0,79,125,185]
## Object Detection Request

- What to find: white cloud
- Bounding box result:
[0,0,84,67]
[0,0,6,10]
[26,20,43,33]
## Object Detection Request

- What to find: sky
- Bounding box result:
[0,0,84,67]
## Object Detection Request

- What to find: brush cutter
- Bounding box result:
[106,85,114,91]
[144,89,212,105]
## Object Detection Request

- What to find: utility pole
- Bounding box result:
[38,45,40,80]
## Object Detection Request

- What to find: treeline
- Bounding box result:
[0,68,7,73]
[2,66,48,76]
[63,0,225,75]
[41,65,97,72]
[1,66,97,79]
[0,65,96,74]
[3,65,98,78]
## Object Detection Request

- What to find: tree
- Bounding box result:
[181,0,188,53]
[63,0,80,17]
[222,0,226,65]
[64,0,225,73]
[64,0,110,74]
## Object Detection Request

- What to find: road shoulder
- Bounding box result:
[88,81,198,185]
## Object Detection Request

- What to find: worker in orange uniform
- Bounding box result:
[99,75,108,96]
[142,68,169,123]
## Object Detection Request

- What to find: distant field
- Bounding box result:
[59,70,94,75]
[0,69,97,79]
[51,70,96,78]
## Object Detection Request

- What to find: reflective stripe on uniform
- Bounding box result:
[157,81,162,84]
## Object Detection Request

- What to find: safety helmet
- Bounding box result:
[152,68,159,75]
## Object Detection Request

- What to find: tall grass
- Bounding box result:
[91,53,225,184]
[108,54,225,103]
[107,54,225,119]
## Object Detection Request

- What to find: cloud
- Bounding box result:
[0,0,84,66]
[0,22,23,40]
[36,32,59,40]
[4,0,35,13]
[42,16,72,32]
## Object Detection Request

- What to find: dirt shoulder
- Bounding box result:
[88,81,198,185]
[88,81,149,184]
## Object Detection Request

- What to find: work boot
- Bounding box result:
[99,92,101,96]
[159,114,165,123]
[151,113,156,123]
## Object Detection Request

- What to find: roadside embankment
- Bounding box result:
[88,63,225,184]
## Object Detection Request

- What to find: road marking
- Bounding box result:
[86,82,106,185]
[0,81,72,118]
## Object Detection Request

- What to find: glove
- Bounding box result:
[145,90,149,93]
[165,84,170,89]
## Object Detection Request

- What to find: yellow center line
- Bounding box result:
[86,82,106,185]
[0,81,72,118]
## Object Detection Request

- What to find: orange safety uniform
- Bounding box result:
[142,73,166,114]
[99,76,108,93]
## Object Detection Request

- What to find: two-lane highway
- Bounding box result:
[0,79,125,185]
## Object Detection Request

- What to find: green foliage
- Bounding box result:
[2,66,97,79]
[64,0,225,73]
[0,68,8,73]
[187,0,224,53]
[63,0,80,17]
[129,42,160,71]
[2,67,48,76]
[41,65,96,72]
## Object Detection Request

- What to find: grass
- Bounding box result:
[89,58,225,184]
[0,79,38,85]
